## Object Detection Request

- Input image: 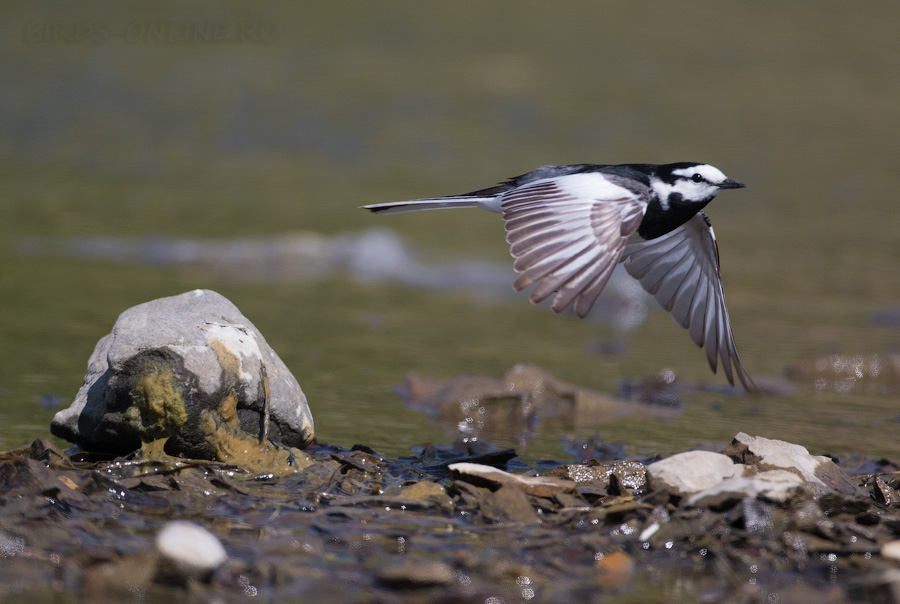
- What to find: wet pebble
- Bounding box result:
[553,459,647,492]
[647,451,737,497]
[881,540,900,562]
[376,559,455,588]
[383,480,453,509]
[482,485,541,524]
[155,520,228,583]
[685,470,804,507]
[594,551,635,587]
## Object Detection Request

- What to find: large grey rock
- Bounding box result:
[51,289,314,458]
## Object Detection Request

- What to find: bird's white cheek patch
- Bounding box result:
[655,180,717,206]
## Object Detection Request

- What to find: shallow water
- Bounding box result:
[1,2,899,466]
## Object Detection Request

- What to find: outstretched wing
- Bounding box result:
[500,173,648,319]
[621,211,757,392]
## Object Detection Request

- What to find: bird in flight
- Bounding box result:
[364,162,758,393]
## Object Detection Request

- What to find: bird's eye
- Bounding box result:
[691,173,704,183]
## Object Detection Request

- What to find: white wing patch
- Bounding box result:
[540,171,638,201]
[500,173,648,319]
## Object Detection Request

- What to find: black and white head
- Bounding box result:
[651,162,746,206]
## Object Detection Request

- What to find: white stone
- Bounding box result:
[882,540,900,562]
[731,432,829,487]
[646,451,737,497]
[156,520,227,574]
[728,432,866,498]
[686,469,804,507]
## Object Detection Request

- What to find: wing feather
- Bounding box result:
[571,256,620,318]
[525,240,602,301]
[500,173,648,317]
[512,231,596,287]
[622,212,758,392]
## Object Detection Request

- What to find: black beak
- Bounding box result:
[719,179,746,190]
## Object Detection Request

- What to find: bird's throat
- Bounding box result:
[637,195,712,240]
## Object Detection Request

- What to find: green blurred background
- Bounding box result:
[1,1,898,460]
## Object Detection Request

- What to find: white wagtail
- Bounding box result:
[364,162,757,392]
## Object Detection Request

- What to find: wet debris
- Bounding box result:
[2,431,900,603]
[50,289,315,466]
[330,450,386,475]
[396,439,524,477]
[552,459,647,494]
[449,462,575,497]
[870,476,900,506]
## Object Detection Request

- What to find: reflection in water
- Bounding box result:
[397,364,682,450]
[788,353,900,394]
[17,229,652,331]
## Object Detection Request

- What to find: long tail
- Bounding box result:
[363,196,495,215]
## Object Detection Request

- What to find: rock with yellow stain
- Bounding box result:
[51,289,314,463]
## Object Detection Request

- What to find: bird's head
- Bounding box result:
[653,162,745,207]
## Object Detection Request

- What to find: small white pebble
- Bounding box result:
[156,520,227,573]
[881,540,900,562]
[638,522,660,542]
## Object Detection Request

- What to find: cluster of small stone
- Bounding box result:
[1,433,899,603]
